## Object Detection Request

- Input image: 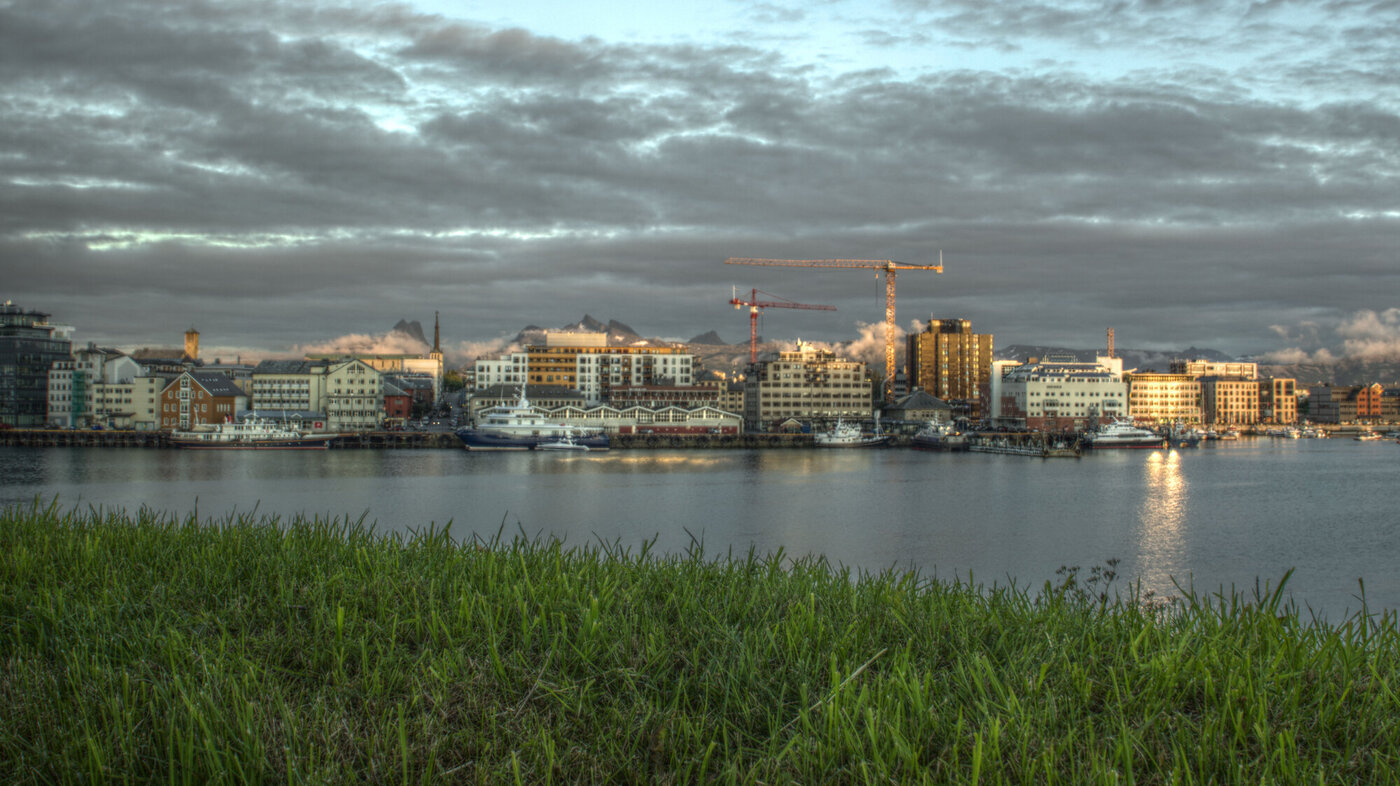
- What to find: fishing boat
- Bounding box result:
[911,421,969,452]
[169,417,336,449]
[814,417,889,448]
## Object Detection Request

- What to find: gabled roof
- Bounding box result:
[190,372,246,397]
[887,390,952,411]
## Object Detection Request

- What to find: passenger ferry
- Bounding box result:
[169,417,336,449]
[1082,419,1167,450]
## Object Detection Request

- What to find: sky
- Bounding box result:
[2,0,1397,366]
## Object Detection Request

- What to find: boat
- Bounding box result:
[456,390,609,451]
[1164,422,1204,448]
[968,433,1080,458]
[911,421,969,451]
[1082,419,1167,450]
[535,431,590,452]
[1353,431,1383,441]
[814,417,889,448]
[169,417,336,450]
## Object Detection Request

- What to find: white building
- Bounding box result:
[47,345,156,428]
[474,331,695,404]
[989,354,1127,430]
[742,341,871,431]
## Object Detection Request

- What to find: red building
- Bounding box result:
[383,381,412,426]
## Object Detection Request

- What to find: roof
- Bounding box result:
[252,359,312,374]
[472,384,586,401]
[383,381,409,397]
[886,390,951,411]
[190,372,246,397]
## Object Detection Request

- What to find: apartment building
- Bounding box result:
[474,332,695,403]
[1125,372,1202,423]
[1200,376,1260,425]
[157,372,248,430]
[988,355,1128,430]
[1,301,73,426]
[742,341,871,431]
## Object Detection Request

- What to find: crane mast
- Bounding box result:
[724,255,943,399]
[729,288,836,364]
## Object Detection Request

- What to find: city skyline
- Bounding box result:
[3,0,1398,364]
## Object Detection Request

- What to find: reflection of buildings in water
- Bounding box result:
[1137,451,1188,594]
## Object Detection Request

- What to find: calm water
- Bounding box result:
[2,440,1396,617]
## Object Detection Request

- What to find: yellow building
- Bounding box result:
[1126,372,1202,423]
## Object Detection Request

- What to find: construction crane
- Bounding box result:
[724,255,944,399]
[730,288,837,365]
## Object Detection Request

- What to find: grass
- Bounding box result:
[2,500,1399,784]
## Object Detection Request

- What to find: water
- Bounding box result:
[2,439,1396,617]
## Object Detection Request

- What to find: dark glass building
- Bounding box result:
[1,301,73,426]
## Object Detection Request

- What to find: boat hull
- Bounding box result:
[170,436,334,450]
[457,429,610,451]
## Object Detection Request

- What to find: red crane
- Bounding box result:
[729,288,837,364]
[725,256,943,398]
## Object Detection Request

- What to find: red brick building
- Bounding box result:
[158,372,248,430]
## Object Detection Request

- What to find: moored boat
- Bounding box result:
[1082,419,1166,450]
[814,417,889,448]
[911,421,969,451]
[535,431,591,452]
[456,389,609,450]
[169,417,335,449]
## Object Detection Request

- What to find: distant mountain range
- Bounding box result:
[996,345,1235,373]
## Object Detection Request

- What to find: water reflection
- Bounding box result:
[1137,450,1188,596]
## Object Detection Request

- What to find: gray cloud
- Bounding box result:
[2,0,1397,365]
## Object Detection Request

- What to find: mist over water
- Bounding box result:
[2,440,1394,618]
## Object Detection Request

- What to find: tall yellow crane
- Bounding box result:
[724,255,944,399]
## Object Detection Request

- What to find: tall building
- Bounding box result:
[1,301,73,426]
[906,318,992,416]
[742,341,871,431]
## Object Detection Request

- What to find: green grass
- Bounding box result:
[2,500,1398,784]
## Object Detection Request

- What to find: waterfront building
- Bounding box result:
[1125,372,1202,424]
[467,383,740,436]
[1259,377,1299,424]
[1200,376,1259,425]
[696,375,745,416]
[906,318,993,417]
[988,354,1127,431]
[250,360,325,412]
[324,359,384,432]
[1307,383,1389,424]
[606,385,721,409]
[742,341,871,432]
[1,301,74,427]
[157,372,248,430]
[47,344,147,428]
[473,332,695,404]
[383,380,412,427]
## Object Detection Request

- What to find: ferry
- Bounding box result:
[456,390,609,451]
[1082,420,1167,450]
[169,417,336,450]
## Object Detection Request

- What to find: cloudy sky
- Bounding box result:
[3,0,1397,364]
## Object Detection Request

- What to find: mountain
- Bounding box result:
[687,330,728,345]
[390,319,429,347]
[1260,358,1400,387]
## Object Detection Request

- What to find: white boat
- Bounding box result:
[456,389,608,450]
[911,421,969,451]
[1354,431,1383,441]
[170,417,335,450]
[1082,419,1166,450]
[814,417,889,448]
[535,432,590,452]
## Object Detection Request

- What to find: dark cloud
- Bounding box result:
[2,0,1397,363]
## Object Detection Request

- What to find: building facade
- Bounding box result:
[474,332,695,404]
[988,355,1127,430]
[324,359,384,432]
[158,372,249,430]
[1259,378,1299,424]
[742,342,871,431]
[1,302,73,426]
[1125,372,1202,423]
[906,318,993,416]
[1200,377,1260,425]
